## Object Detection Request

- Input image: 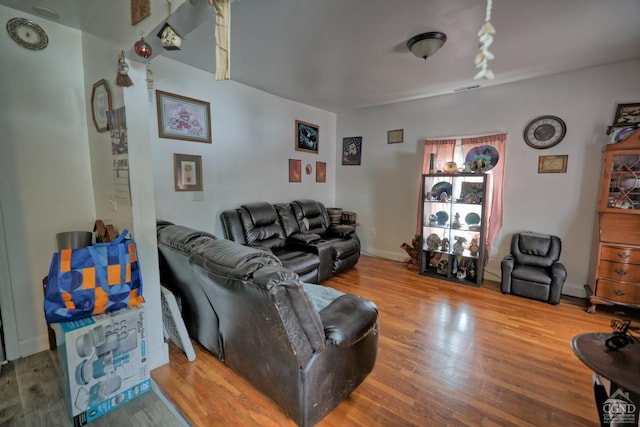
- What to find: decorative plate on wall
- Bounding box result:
[6,18,48,50]
[465,145,499,172]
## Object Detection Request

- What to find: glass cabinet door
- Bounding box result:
[602,152,640,212]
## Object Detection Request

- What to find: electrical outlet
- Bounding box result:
[110,197,118,212]
[370,227,376,237]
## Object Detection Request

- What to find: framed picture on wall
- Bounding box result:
[289,159,301,182]
[156,90,212,143]
[295,120,319,154]
[342,136,362,165]
[174,153,203,191]
[612,103,640,126]
[387,129,404,144]
[538,155,568,174]
[316,161,326,183]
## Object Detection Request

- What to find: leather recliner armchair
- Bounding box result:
[220,202,322,283]
[290,199,361,275]
[501,232,567,305]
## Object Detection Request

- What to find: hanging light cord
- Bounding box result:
[474,0,495,80]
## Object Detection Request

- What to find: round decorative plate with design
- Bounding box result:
[523,115,566,149]
[6,18,48,50]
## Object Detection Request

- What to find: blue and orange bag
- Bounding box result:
[44,230,144,323]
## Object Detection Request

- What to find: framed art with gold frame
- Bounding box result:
[538,155,568,173]
[387,129,404,144]
[295,120,319,154]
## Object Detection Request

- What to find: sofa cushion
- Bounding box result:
[190,239,281,280]
[239,203,286,249]
[157,224,217,253]
[274,249,320,275]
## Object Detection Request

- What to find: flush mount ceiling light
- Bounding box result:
[407,32,447,60]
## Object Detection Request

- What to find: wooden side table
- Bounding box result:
[571,332,640,425]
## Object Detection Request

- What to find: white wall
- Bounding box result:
[149,57,337,236]
[0,5,96,358]
[336,59,640,297]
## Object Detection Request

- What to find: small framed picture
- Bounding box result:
[156,90,212,143]
[342,136,362,166]
[130,0,151,25]
[612,103,640,126]
[289,159,301,182]
[316,161,326,183]
[387,129,404,144]
[295,120,319,154]
[538,155,568,174]
[174,153,203,191]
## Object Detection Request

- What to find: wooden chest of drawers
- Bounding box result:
[589,244,640,312]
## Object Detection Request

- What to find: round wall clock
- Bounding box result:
[91,79,112,133]
[6,18,48,50]
[523,115,567,149]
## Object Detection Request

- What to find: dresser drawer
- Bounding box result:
[595,279,640,304]
[600,246,640,265]
[598,260,640,283]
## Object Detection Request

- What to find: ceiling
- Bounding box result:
[3,0,640,112]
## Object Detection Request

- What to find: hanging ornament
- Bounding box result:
[116,51,134,87]
[474,0,496,80]
[146,63,154,90]
[134,36,152,58]
[157,23,182,50]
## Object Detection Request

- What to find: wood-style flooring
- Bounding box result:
[152,254,639,426]
[0,349,189,426]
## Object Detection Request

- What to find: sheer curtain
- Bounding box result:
[416,139,456,235]
[461,133,507,262]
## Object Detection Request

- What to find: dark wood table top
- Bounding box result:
[571,332,640,395]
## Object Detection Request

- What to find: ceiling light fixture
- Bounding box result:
[407,32,447,60]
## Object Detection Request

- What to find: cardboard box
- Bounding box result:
[52,304,150,426]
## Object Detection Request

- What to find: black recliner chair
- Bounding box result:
[501,232,567,305]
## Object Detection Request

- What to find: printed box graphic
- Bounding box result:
[52,304,150,426]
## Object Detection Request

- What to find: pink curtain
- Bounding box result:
[416,139,456,235]
[461,133,507,262]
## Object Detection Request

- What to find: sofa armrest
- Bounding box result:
[287,232,322,244]
[500,255,515,294]
[326,224,356,238]
[549,262,567,304]
[320,294,378,347]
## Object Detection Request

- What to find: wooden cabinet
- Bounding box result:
[419,173,486,286]
[587,128,640,313]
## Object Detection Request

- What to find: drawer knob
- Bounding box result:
[614,269,628,276]
[617,253,630,259]
[613,289,625,297]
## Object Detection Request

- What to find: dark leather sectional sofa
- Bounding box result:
[220,199,360,283]
[156,221,379,427]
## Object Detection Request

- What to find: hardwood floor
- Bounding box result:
[152,254,639,426]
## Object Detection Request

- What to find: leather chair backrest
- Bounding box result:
[274,203,300,237]
[291,200,330,235]
[220,209,247,245]
[238,202,287,250]
[511,232,561,268]
[189,239,325,367]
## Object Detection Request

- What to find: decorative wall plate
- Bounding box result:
[465,212,481,225]
[465,145,499,172]
[6,18,48,50]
